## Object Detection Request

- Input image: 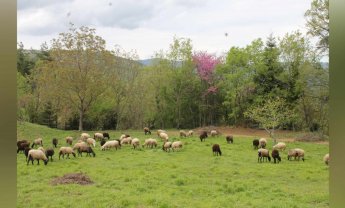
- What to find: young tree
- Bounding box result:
[244,97,293,143]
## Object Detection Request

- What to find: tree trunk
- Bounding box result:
[79,108,83,131]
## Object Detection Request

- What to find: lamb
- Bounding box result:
[273,142,286,151]
[287,148,305,162]
[86,138,96,147]
[80,133,91,141]
[94,132,104,141]
[58,147,76,159]
[252,139,259,149]
[31,138,43,148]
[17,140,30,154]
[142,138,157,149]
[200,131,208,142]
[258,148,271,163]
[78,145,96,157]
[187,130,194,137]
[103,132,110,140]
[144,127,151,135]
[45,147,55,161]
[323,153,329,165]
[226,135,233,144]
[159,132,169,142]
[259,138,267,148]
[131,138,140,149]
[121,137,133,145]
[171,141,183,152]
[179,130,187,137]
[162,142,172,152]
[210,130,218,137]
[101,140,121,151]
[212,144,222,156]
[52,138,58,148]
[271,149,281,163]
[65,136,73,145]
[27,149,48,165]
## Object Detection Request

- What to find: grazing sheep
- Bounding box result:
[119,134,130,141]
[45,148,54,162]
[86,138,96,147]
[144,127,151,135]
[271,149,281,163]
[273,142,286,151]
[258,148,271,163]
[100,138,106,147]
[58,147,76,159]
[259,138,267,149]
[24,147,32,161]
[80,133,91,141]
[159,132,169,142]
[17,140,30,154]
[131,138,140,149]
[287,148,305,162]
[187,130,194,137]
[180,130,187,137]
[323,153,329,165]
[171,141,183,152]
[142,138,157,149]
[121,137,133,145]
[226,135,233,144]
[103,132,110,140]
[252,139,259,149]
[52,138,58,148]
[78,145,96,157]
[156,129,166,137]
[94,132,104,141]
[101,140,121,151]
[162,142,172,152]
[27,149,48,165]
[200,131,208,142]
[212,144,222,156]
[65,136,73,146]
[31,138,43,148]
[73,142,87,150]
[210,130,218,137]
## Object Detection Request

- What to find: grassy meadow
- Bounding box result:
[17,122,329,208]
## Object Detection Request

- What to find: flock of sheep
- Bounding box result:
[16,128,330,167]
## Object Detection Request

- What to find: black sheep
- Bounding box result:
[252,139,259,149]
[17,140,30,154]
[52,138,58,148]
[144,127,151,135]
[212,144,222,156]
[200,131,208,142]
[226,135,233,144]
[45,148,55,161]
[100,138,106,147]
[24,147,32,161]
[103,132,110,140]
[271,149,281,163]
[78,146,96,157]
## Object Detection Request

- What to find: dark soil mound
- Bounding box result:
[51,173,93,185]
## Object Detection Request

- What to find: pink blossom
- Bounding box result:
[193,52,220,82]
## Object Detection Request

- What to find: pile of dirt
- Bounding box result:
[51,173,93,186]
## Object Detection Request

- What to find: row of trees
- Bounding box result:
[17,0,329,136]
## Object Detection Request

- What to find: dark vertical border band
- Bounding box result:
[0,0,16,207]
[330,0,345,207]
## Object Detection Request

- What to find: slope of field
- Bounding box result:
[17,122,329,208]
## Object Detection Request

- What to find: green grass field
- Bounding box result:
[17,122,329,208]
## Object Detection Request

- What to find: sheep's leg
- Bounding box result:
[37,159,40,165]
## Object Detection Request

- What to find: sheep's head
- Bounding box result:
[44,159,49,165]
[72,152,76,158]
[268,156,271,162]
[278,156,281,162]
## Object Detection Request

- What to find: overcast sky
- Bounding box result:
[18,0,313,60]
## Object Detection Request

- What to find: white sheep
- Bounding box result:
[58,147,76,159]
[171,141,183,151]
[119,134,130,141]
[287,148,305,161]
[65,136,73,145]
[86,138,96,147]
[258,148,271,163]
[180,130,187,137]
[131,138,140,149]
[187,130,194,137]
[159,132,169,142]
[259,138,267,148]
[323,153,329,165]
[101,140,121,151]
[273,142,286,151]
[143,138,157,148]
[156,129,166,137]
[73,142,88,151]
[27,149,49,165]
[31,138,43,148]
[94,132,104,141]
[210,130,218,137]
[162,142,172,152]
[80,133,91,141]
[121,137,132,145]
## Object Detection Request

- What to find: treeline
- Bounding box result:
[17,1,329,135]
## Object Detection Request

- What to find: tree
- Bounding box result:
[34,24,112,131]
[304,0,329,55]
[244,97,293,143]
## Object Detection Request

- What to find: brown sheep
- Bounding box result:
[226,135,233,144]
[144,127,151,135]
[212,144,222,156]
[200,131,208,142]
